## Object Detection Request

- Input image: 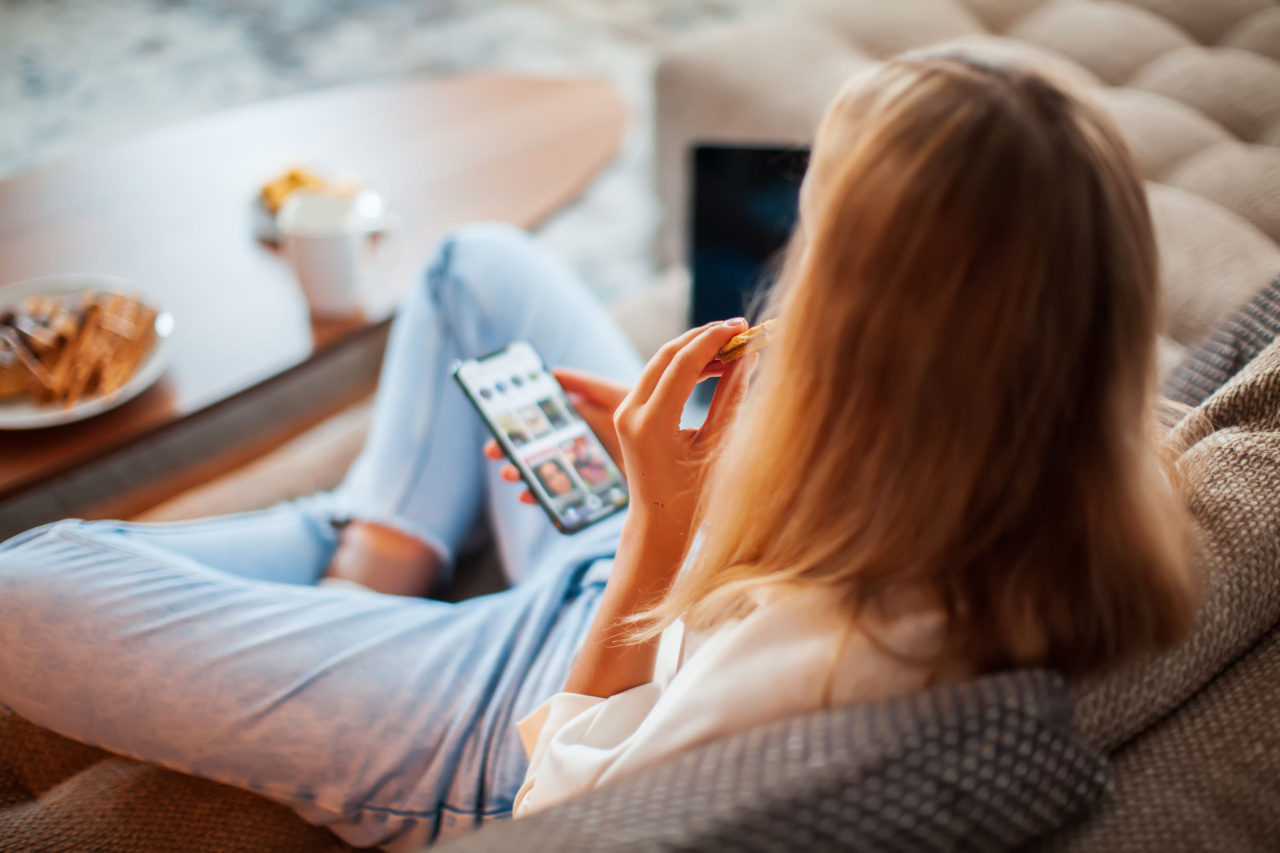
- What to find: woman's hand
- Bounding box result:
[555,368,630,467]
[613,318,757,545]
[483,368,633,505]
[561,318,760,699]
[483,318,752,504]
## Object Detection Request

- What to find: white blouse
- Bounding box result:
[513,586,946,817]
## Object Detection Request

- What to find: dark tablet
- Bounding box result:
[689,144,810,328]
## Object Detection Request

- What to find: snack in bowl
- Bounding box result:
[716,319,778,363]
[0,291,158,407]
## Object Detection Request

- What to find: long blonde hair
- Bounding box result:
[647,54,1198,677]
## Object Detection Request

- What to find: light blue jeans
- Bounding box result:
[0,223,644,850]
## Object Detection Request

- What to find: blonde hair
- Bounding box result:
[645,54,1198,678]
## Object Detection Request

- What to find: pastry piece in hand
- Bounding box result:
[716,319,778,363]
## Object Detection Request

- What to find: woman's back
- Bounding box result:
[515,52,1201,818]
[658,53,1200,680]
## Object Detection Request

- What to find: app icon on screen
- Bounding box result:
[519,405,553,439]
[531,454,575,497]
[539,398,572,430]
[497,414,531,447]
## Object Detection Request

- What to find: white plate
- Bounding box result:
[0,275,174,430]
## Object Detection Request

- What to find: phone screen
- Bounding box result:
[454,342,629,534]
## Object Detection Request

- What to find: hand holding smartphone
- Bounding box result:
[455,342,629,534]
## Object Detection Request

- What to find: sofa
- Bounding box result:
[651,0,1280,370]
[3,0,1280,849]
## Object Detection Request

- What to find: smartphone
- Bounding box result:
[454,342,629,534]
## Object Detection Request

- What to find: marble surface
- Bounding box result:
[0,0,792,302]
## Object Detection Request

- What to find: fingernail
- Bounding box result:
[726,317,747,328]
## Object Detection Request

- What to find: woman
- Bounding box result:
[0,53,1198,849]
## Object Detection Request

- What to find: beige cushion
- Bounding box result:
[1090,87,1233,180]
[660,17,870,137]
[805,0,985,59]
[925,33,1103,87]
[654,0,1280,278]
[1122,0,1277,44]
[656,20,868,140]
[1012,1,1194,85]
[1223,7,1280,61]
[1148,182,1280,345]
[654,18,871,266]
[955,0,1055,34]
[1131,46,1280,143]
[1166,141,1280,243]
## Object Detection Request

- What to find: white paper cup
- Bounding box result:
[278,191,382,318]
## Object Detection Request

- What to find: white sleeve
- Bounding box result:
[512,683,662,817]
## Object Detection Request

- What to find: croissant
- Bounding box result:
[716,319,777,362]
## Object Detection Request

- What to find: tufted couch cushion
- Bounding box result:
[1124,0,1276,44]
[1091,87,1234,180]
[1147,183,1280,343]
[1132,47,1280,143]
[653,0,1280,360]
[807,0,986,58]
[1166,141,1280,243]
[1163,276,1280,406]
[1225,7,1280,60]
[1010,1,1195,86]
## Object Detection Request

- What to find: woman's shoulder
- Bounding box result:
[676,583,947,712]
[575,586,948,796]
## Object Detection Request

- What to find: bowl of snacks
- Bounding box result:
[0,275,173,429]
